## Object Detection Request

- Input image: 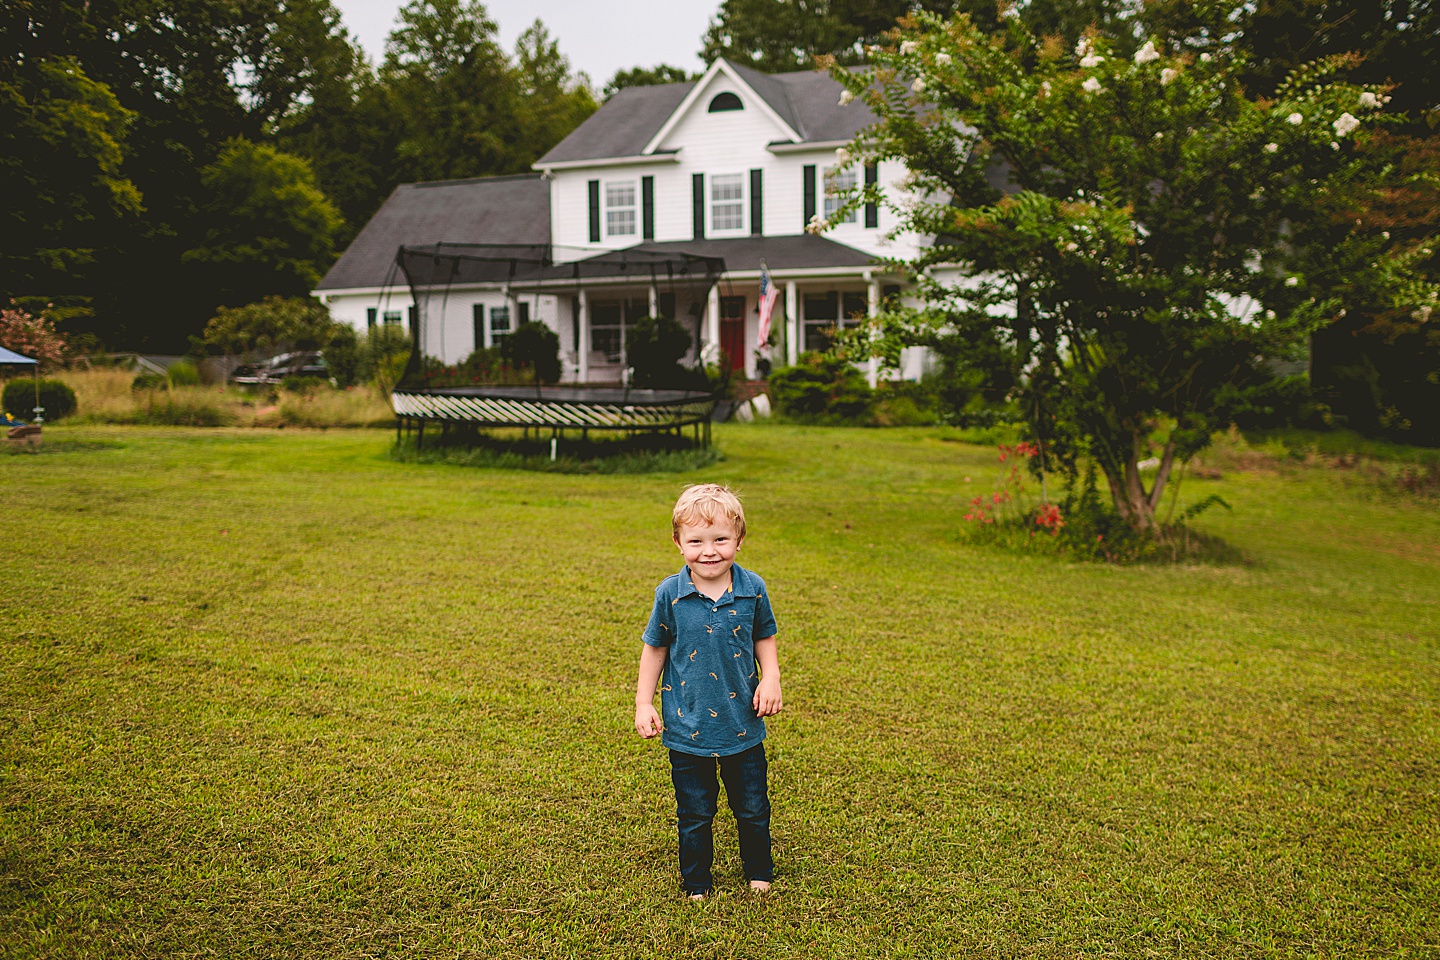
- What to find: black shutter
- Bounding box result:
[407,305,417,327]
[749,168,763,236]
[803,164,816,227]
[366,307,377,328]
[692,173,705,239]
[472,304,484,348]
[588,179,601,242]
[518,302,530,325]
[864,163,879,228]
[642,176,655,240]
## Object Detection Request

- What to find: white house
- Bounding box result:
[313,58,935,383]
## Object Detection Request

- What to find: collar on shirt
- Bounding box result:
[677,562,758,601]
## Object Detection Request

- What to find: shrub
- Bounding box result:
[167,361,201,386]
[280,375,328,393]
[132,372,167,391]
[769,351,874,422]
[501,321,562,384]
[628,315,701,389]
[3,378,77,420]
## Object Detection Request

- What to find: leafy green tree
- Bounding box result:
[701,0,958,71]
[603,65,695,99]
[827,13,1437,531]
[0,58,143,314]
[183,138,344,309]
[512,20,597,163]
[201,294,338,357]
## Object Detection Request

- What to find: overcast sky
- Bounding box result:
[331,0,720,87]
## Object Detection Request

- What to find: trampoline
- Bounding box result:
[388,243,725,447]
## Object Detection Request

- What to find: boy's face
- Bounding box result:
[674,518,742,589]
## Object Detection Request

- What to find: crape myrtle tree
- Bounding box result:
[822,10,1437,533]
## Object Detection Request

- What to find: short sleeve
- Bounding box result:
[642,583,673,647]
[753,577,778,639]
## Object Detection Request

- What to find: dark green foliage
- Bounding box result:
[166,361,201,387]
[201,296,340,357]
[603,65,695,99]
[501,321,562,385]
[701,0,958,72]
[132,373,167,392]
[280,375,328,393]
[3,378,76,420]
[627,315,706,390]
[769,351,874,422]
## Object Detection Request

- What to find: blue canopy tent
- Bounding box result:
[0,346,40,428]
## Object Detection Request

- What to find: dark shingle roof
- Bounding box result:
[316,174,551,290]
[536,61,878,166]
[536,82,696,165]
[627,234,876,272]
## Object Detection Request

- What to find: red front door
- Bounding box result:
[720,295,747,373]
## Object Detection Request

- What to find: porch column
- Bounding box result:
[577,288,589,383]
[649,283,659,319]
[866,273,880,388]
[785,280,799,366]
[706,283,720,363]
[481,301,492,350]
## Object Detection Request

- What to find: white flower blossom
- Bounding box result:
[1040,80,1052,96]
[1076,36,1093,57]
[1359,91,1378,109]
[1287,112,1303,125]
[1264,142,1278,153]
[1383,231,1391,239]
[1265,309,1276,320]
[1285,276,1299,287]
[1082,76,1104,94]
[900,40,918,55]
[838,89,854,106]
[1415,305,1434,323]
[1333,112,1360,136]
[1080,54,1104,68]
[1000,4,1019,17]
[912,77,926,92]
[1160,67,1179,85]
[936,52,952,66]
[1331,141,1340,150]
[1154,131,1164,140]
[1134,40,1160,65]
[835,147,851,165]
[805,214,829,235]
[1065,242,1079,252]
[1200,52,1212,62]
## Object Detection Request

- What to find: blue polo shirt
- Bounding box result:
[642,562,779,757]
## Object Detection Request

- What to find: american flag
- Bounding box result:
[757,260,779,347]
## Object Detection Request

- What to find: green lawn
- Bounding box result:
[2,425,1437,958]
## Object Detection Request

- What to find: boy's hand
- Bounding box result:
[753,677,783,718]
[635,703,664,739]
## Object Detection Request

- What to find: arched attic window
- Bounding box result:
[708,92,744,112]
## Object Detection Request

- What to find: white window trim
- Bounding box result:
[709,172,747,236]
[604,179,638,238]
[824,165,858,225]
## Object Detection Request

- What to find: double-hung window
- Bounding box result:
[710,173,745,232]
[824,166,858,224]
[490,305,512,343]
[606,181,637,237]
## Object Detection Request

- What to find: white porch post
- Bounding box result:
[706,284,720,362]
[577,288,589,383]
[481,301,492,350]
[649,283,659,318]
[866,272,880,388]
[785,280,799,366]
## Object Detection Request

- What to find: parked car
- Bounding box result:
[229,352,330,385]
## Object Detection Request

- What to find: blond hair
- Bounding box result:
[671,483,747,541]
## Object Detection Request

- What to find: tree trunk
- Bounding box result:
[1099,432,1179,534]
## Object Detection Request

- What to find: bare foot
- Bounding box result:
[688,892,706,901]
[749,880,772,894]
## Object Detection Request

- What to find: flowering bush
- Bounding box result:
[0,305,67,366]
[824,12,1437,535]
[963,442,1064,534]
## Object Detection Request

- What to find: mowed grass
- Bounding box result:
[2,425,1437,958]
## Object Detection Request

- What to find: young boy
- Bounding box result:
[635,483,783,899]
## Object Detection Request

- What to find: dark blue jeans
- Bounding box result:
[669,743,773,894]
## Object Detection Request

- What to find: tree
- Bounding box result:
[0,306,68,367]
[512,20,597,163]
[201,295,338,358]
[604,65,695,99]
[500,321,561,385]
[827,13,1437,532]
[183,138,344,310]
[702,0,958,71]
[0,58,143,316]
